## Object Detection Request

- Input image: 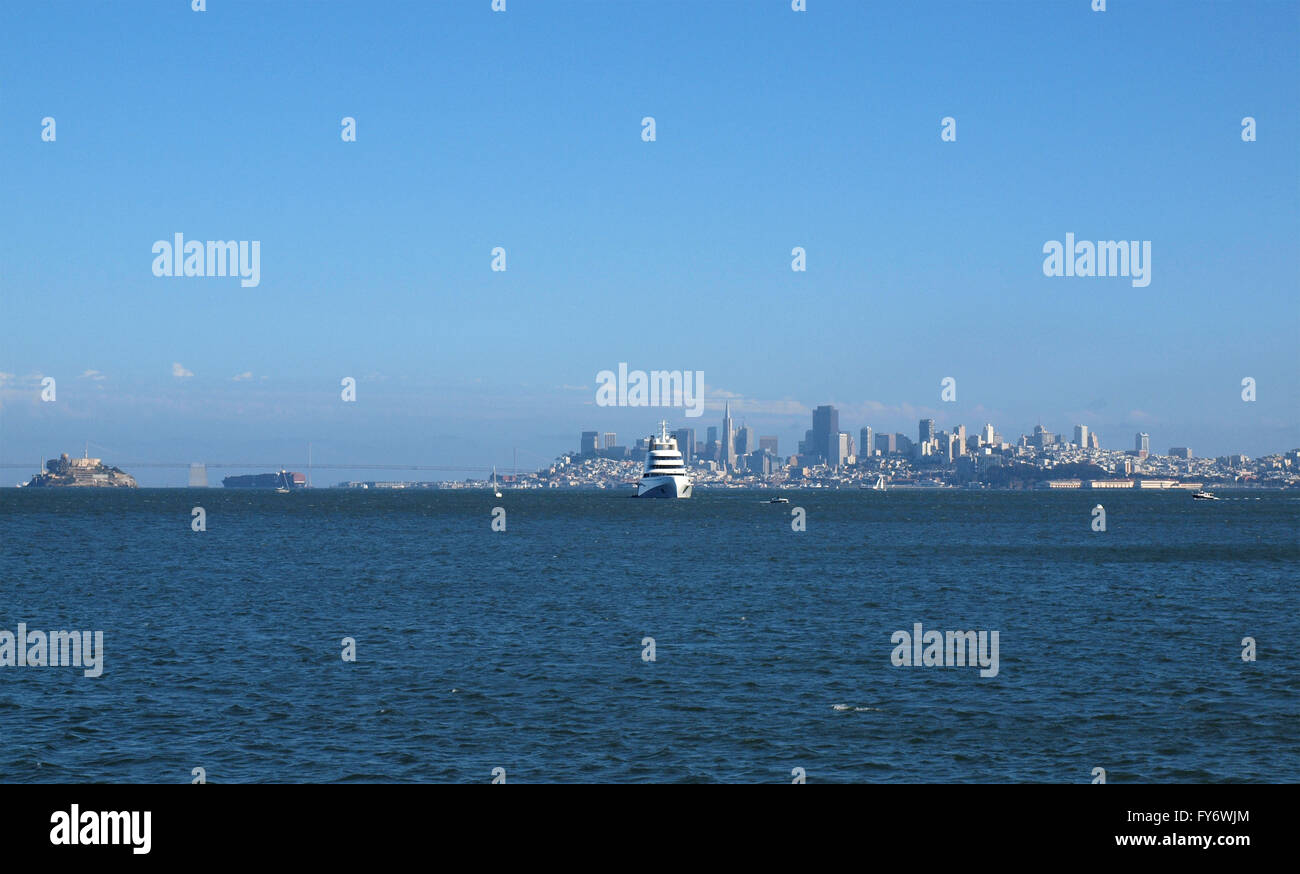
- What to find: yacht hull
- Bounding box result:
[637,475,692,498]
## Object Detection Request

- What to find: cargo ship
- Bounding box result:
[222,470,306,489]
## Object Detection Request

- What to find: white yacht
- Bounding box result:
[637,421,693,498]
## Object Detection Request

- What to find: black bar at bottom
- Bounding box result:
[0,783,1279,860]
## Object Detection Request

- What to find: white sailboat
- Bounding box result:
[492,466,502,498]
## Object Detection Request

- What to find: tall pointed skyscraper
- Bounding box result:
[722,401,735,469]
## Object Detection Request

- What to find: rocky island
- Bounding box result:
[25,452,138,488]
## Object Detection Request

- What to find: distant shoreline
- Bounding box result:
[7,484,1296,493]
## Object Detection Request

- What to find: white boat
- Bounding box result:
[1192,490,1218,501]
[274,469,291,493]
[491,466,502,498]
[636,421,692,498]
[769,496,789,504]
[859,475,886,491]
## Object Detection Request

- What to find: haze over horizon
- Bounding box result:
[2,1,1296,485]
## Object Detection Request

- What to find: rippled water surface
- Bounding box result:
[1,488,1296,782]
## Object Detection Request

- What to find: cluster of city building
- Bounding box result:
[324,404,1296,490]
[544,403,1299,490]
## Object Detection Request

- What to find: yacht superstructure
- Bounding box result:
[637,421,693,498]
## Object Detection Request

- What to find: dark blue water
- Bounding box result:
[1,489,1296,783]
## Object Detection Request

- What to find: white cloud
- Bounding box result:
[80,369,106,380]
[172,362,194,379]
[232,371,253,381]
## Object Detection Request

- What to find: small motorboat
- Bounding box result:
[769,496,789,504]
[1192,490,1218,501]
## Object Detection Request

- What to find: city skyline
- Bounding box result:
[572,401,1281,467]
[528,398,1296,494]
[3,379,1293,487]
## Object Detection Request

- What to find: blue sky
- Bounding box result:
[1,0,1297,483]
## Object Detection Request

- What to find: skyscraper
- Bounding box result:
[1136,432,1150,454]
[982,423,995,445]
[603,432,617,449]
[859,427,873,460]
[824,432,850,468]
[812,405,839,462]
[919,418,935,446]
[735,426,755,457]
[673,428,696,466]
[938,431,957,462]
[876,432,897,455]
[759,435,779,455]
[1073,425,1088,448]
[580,431,599,455]
[722,402,735,469]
